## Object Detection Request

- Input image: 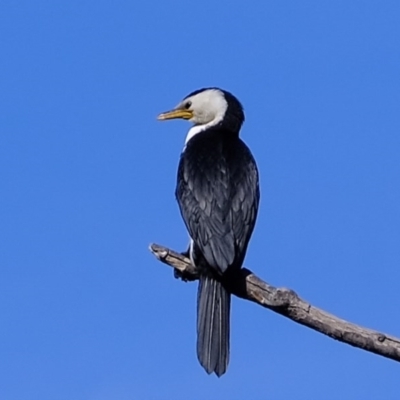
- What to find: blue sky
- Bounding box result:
[1,1,400,399]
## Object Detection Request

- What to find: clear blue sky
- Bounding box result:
[1,1,400,399]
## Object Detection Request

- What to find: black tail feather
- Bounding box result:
[197,275,230,377]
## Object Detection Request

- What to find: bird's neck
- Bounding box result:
[185,124,210,145]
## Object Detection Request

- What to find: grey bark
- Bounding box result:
[149,243,400,363]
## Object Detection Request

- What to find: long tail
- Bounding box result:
[197,274,230,377]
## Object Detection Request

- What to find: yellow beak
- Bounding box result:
[157,109,193,121]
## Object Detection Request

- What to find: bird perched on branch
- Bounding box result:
[158,88,259,377]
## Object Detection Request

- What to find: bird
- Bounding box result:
[157,87,259,377]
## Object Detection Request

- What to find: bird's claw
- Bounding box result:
[174,268,196,282]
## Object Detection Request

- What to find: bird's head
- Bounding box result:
[158,88,244,133]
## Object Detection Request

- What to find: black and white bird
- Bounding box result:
[158,88,259,377]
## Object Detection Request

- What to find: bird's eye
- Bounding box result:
[184,101,192,109]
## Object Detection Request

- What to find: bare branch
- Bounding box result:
[149,243,400,363]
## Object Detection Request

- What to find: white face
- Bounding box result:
[178,89,228,126]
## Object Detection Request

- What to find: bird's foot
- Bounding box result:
[174,268,193,281]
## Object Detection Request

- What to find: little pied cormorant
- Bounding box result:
[158,88,259,377]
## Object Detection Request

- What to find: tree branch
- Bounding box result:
[149,243,400,363]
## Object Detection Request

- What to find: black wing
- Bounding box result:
[176,131,259,274]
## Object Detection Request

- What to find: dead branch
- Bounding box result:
[149,243,400,363]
